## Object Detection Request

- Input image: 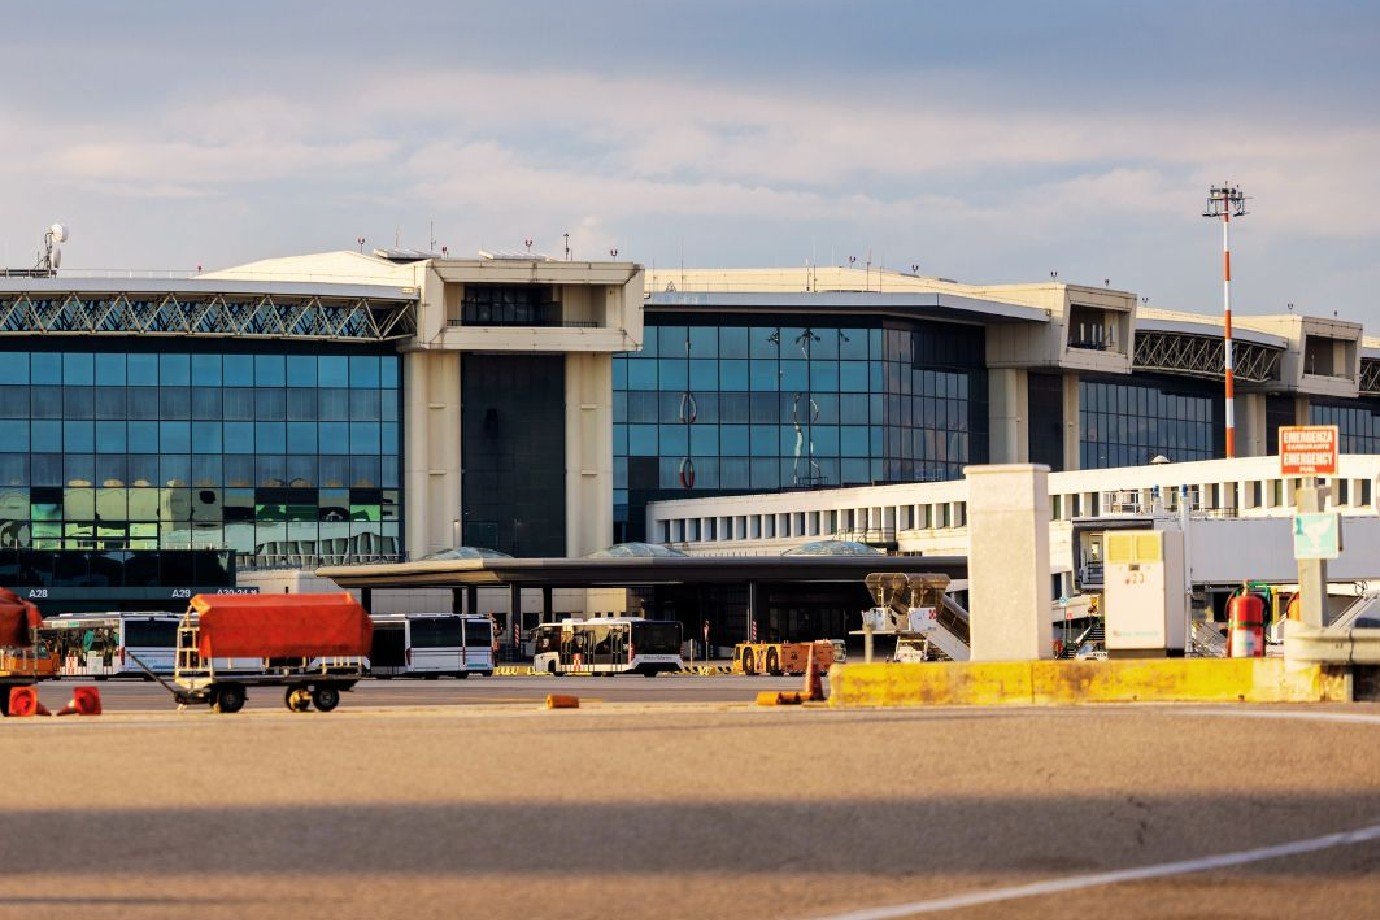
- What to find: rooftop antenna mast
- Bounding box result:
[37,223,68,276]
[1202,182,1248,459]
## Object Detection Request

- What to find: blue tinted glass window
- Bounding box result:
[612,358,628,389]
[63,353,94,385]
[286,355,317,387]
[287,422,317,454]
[191,354,222,387]
[718,360,748,390]
[254,422,286,453]
[809,362,839,390]
[0,424,28,452]
[255,355,286,388]
[628,425,657,455]
[779,361,807,390]
[380,355,399,388]
[349,422,380,454]
[160,422,191,453]
[191,422,223,454]
[126,421,158,453]
[658,425,687,455]
[223,422,254,453]
[750,328,778,359]
[688,327,716,355]
[349,355,380,388]
[720,425,749,456]
[690,425,718,455]
[749,362,777,391]
[64,421,94,452]
[32,353,62,384]
[318,356,348,387]
[658,360,687,390]
[94,421,126,454]
[626,359,657,390]
[222,355,253,386]
[689,360,717,390]
[94,353,125,386]
[719,327,749,359]
[126,354,158,386]
[0,353,28,385]
[318,422,349,454]
[381,422,399,452]
[159,354,190,386]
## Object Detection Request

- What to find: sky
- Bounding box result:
[3,1,1379,323]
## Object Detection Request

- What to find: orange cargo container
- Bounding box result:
[191,593,372,659]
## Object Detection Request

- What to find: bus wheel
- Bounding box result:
[284,687,312,713]
[766,650,781,676]
[312,686,341,712]
[643,670,658,678]
[213,684,246,714]
[548,662,559,676]
[455,672,470,680]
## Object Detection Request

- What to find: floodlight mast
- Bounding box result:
[1202,183,1247,458]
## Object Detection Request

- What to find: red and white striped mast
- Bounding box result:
[1203,183,1247,458]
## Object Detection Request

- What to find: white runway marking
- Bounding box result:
[1179,707,1380,726]
[805,822,1380,919]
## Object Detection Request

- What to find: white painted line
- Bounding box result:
[1177,707,1380,726]
[805,822,1380,920]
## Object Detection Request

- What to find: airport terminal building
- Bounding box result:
[4,249,1380,634]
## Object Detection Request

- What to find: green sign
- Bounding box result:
[1293,512,1341,560]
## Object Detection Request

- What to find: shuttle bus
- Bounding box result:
[532,617,684,677]
[368,613,495,678]
[40,613,181,678]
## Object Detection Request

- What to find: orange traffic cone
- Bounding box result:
[6,686,38,718]
[802,642,825,702]
[56,687,102,717]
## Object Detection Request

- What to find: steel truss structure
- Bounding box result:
[1360,358,1380,395]
[0,291,416,341]
[1133,330,1281,385]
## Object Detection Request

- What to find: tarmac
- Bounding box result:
[3,701,1379,919]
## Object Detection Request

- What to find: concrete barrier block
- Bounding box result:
[828,661,1034,707]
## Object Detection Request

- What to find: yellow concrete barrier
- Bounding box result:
[829,658,1350,707]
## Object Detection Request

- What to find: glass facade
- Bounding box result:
[613,316,987,539]
[1079,375,1220,468]
[1310,400,1380,453]
[0,342,402,563]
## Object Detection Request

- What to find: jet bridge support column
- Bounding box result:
[964,464,1054,661]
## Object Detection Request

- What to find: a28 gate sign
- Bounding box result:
[1279,425,1338,475]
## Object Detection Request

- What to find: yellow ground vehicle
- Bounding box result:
[733,640,834,676]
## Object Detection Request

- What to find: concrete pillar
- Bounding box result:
[1061,372,1080,471]
[1236,393,1268,457]
[565,353,614,557]
[988,369,1029,464]
[466,585,478,616]
[541,586,554,623]
[451,587,463,615]
[964,464,1054,661]
[403,350,462,558]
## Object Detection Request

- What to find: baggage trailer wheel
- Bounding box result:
[284,687,313,713]
[311,685,341,712]
[212,683,246,714]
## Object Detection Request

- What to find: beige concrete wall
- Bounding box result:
[565,353,615,557]
[1237,393,1268,457]
[988,368,1029,464]
[964,464,1053,661]
[403,350,462,558]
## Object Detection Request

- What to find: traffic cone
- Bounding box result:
[56,687,102,717]
[802,642,825,702]
[6,686,38,718]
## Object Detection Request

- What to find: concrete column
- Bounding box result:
[451,587,463,615]
[988,369,1029,464]
[1061,372,1080,471]
[542,586,554,623]
[507,583,522,650]
[565,353,614,557]
[964,464,1054,661]
[360,587,373,614]
[1236,393,1269,457]
[466,585,478,616]
[403,350,462,558]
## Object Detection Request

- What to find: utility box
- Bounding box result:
[1103,529,1186,658]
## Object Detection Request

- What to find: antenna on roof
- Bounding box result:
[37,222,68,276]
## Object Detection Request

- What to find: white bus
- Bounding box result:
[40,613,181,678]
[368,613,494,678]
[532,617,684,677]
